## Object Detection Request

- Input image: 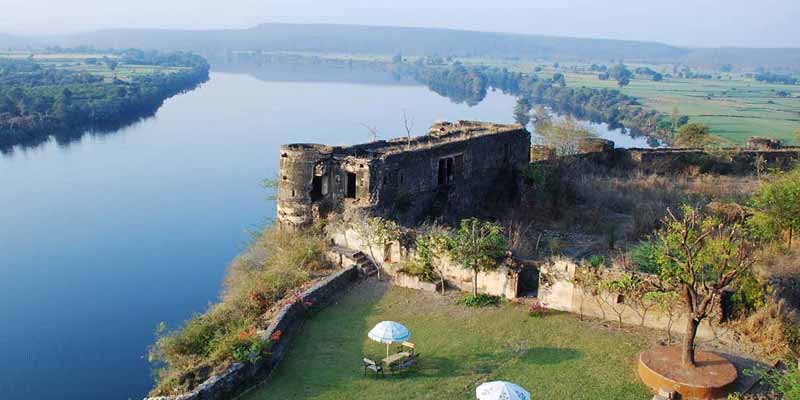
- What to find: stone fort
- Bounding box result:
[278,119,800,229]
[277,121,531,228]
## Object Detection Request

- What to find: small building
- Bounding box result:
[277,120,531,228]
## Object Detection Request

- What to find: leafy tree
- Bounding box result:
[749,167,800,247]
[644,291,682,343]
[513,97,531,126]
[655,205,753,367]
[599,273,639,328]
[674,123,711,147]
[571,257,605,320]
[552,72,566,87]
[448,218,508,296]
[536,116,596,156]
[414,226,453,295]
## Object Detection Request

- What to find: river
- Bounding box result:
[0,68,653,400]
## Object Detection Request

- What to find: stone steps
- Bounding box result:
[330,246,378,277]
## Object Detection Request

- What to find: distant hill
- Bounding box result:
[26,23,800,71]
[0,33,35,50]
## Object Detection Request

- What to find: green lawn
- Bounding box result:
[240,282,652,400]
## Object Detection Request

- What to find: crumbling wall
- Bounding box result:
[538,258,718,340]
[546,136,800,175]
[277,121,530,228]
[328,225,518,299]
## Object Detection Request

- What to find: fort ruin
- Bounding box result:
[277,120,531,228]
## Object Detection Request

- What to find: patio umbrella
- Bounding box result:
[367,321,411,357]
[476,381,531,400]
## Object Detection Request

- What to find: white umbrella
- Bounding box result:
[367,321,411,357]
[476,381,531,400]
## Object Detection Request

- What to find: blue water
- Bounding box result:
[0,69,654,400]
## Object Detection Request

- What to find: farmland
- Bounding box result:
[464,58,800,144]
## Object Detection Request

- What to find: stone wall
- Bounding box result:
[622,147,800,175]
[143,266,359,400]
[328,226,519,299]
[532,137,800,176]
[538,258,718,340]
[277,121,531,228]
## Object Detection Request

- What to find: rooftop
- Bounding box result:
[281,120,525,159]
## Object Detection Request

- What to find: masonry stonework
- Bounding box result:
[277,121,531,228]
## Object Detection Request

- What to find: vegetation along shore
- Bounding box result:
[0,49,210,152]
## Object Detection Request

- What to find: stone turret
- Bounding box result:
[277,144,333,228]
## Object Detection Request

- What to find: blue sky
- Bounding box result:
[1,0,798,47]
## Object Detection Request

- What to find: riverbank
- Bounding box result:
[0,50,210,153]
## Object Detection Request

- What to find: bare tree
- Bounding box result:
[361,123,380,142]
[402,109,414,150]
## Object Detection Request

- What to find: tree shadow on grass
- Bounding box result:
[519,347,584,365]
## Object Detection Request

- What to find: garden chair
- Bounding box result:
[363,358,384,377]
[395,341,415,355]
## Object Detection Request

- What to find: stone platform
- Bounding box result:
[638,346,737,399]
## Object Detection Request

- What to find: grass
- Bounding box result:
[148,226,329,396]
[239,281,652,400]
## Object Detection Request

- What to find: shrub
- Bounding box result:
[751,359,800,400]
[529,302,550,318]
[148,226,328,396]
[674,122,712,147]
[630,239,661,274]
[456,294,501,307]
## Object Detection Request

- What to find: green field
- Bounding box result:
[240,282,652,400]
[453,58,800,145]
[0,51,189,81]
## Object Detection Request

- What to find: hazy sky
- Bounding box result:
[1,0,798,47]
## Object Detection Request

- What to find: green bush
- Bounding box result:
[750,359,800,399]
[456,294,501,307]
[630,240,661,274]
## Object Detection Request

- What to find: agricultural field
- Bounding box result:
[0,51,191,81]
[467,59,800,145]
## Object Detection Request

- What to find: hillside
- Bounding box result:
[5,23,795,71]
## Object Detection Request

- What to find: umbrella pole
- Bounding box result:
[386,343,390,357]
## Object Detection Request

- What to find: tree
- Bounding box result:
[570,262,603,320]
[674,123,711,147]
[599,273,638,329]
[513,97,531,127]
[536,116,596,156]
[448,218,508,296]
[670,106,681,132]
[750,167,800,247]
[644,291,682,343]
[552,73,566,87]
[353,216,400,281]
[414,226,453,295]
[655,205,753,367]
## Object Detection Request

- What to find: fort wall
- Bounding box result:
[537,137,800,175]
[277,121,531,228]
